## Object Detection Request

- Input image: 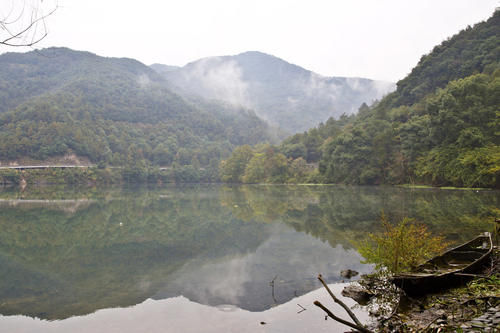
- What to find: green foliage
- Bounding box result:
[275,11,500,188]
[390,10,500,108]
[219,145,254,182]
[0,169,21,184]
[220,144,314,184]
[358,215,449,273]
[288,157,309,183]
[280,114,354,163]
[0,48,276,182]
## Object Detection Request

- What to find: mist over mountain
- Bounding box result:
[153,51,395,133]
[0,48,276,174]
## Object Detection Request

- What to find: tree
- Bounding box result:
[288,157,308,183]
[242,153,266,183]
[357,215,449,274]
[1,0,57,47]
[219,145,254,183]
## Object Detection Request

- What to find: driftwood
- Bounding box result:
[313,301,373,333]
[314,274,374,333]
[317,274,362,326]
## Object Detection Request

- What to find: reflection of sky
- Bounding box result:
[0,283,370,333]
[154,224,372,311]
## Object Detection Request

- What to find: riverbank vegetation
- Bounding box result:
[367,248,500,332]
[357,215,449,274]
[343,213,500,331]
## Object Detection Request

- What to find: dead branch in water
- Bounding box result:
[317,274,363,326]
[314,274,373,333]
[313,301,373,333]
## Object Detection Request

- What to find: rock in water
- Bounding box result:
[341,285,374,305]
[340,269,359,279]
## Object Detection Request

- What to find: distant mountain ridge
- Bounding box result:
[0,47,164,114]
[149,63,181,75]
[153,51,395,133]
[0,47,277,174]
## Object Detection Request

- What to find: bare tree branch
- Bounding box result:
[313,301,373,333]
[317,274,363,327]
[1,0,57,47]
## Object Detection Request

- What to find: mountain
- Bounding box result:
[383,11,500,109]
[315,11,500,188]
[152,51,395,133]
[149,63,181,74]
[220,10,500,188]
[317,10,500,188]
[0,48,277,175]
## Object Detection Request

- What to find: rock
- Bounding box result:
[470,320,487,328]
[340,269,359,279]
[341,284,374,305]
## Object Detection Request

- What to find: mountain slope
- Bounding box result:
[0,48,276,171]
[382,10,500,108]
[220,10,500,188]
[316,10,500,188]
[153,51,395,133]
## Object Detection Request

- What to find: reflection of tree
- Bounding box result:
[220,185,500,248]
[219,185,374,248]
[0,186,270,319]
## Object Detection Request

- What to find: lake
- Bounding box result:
[0,184,498,332]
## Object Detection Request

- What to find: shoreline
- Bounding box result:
[1,168,499,191]
[354,246,500,331]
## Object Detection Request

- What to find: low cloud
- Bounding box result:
[371,80,396,97]
[137,74,151,89]
[301,73,342,103]
[179,57,250,107]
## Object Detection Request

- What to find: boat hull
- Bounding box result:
[391,233,493,297]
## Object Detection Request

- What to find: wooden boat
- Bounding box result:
[391,232,493,296]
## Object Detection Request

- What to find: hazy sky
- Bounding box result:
[1,0,498,81]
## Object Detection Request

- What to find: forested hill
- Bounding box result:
[0,48,277,176]
[153,51,395,133]
[383,11,500,109]
[317,10,500,188]
[221,10,500,188]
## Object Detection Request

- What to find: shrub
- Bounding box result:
[358,214,449,274]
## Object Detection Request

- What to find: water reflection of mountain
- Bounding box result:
[0,185,497,320]
[153,225,367,311]
[0,187,266,319]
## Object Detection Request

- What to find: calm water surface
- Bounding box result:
[0,184,498,331]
